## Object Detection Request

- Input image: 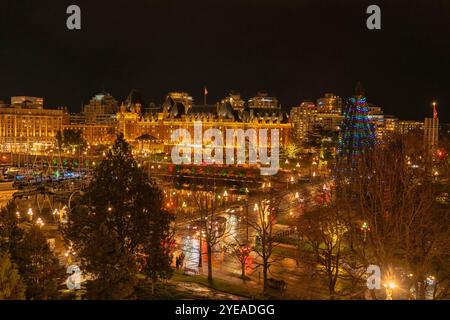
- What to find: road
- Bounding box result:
[172,180,327,299]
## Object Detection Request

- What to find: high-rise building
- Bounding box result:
[290,101,317,142]
[424,117,439,152]
[397,120,423,134]
[83,92,119,124]
[316,93,342,114]
[315,93,344,132]
[248,92,278,109]
[383,115,399,135]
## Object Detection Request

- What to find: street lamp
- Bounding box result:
[196,229,206,268]
[36,217,44,228]
[384,282,396,300]
[361,221,370,242]
[27,208,33,221]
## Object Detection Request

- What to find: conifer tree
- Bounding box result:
[65,133,174,296]
[84,223,137,299]
[0,252,26,300]
[14,226,63,299]
[338,83,376,165]
[0,201,23,255]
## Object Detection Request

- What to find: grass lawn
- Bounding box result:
[171,270,262,299]
[135,280,194,300]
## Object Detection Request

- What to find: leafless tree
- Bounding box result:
[191,190,230,285]
[226,237,252,279]
[337,134,450,299]
[297,204,357,299]
[246,191,282,293]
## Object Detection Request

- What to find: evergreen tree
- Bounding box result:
[338,83,376,164]
[0,201,23,255]
[65,133,174,296]
[14,226,63,299]
[0,252,26,300]
[140,210,175,295]
[84,223,137,299]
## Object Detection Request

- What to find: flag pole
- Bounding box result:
[204,86,207,105]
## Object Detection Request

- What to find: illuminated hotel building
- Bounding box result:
[117,92,291,157]
[0,97,66,150]
[248,92,278,109]
[220,92,245,111]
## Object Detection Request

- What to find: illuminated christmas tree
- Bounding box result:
[338,83,376,163]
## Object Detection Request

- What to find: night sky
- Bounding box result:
[1,0,449,122]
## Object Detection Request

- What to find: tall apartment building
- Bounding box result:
[366,105,398,139]
[316,93,342,114]
[397,120,424,134]
[66,92,121,145]
[83,92,119,124]
[424,117,439,152]
[290,101,317,142]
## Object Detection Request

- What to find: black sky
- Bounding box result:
[1,0,449,122]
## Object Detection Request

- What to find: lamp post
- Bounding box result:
[384,282,396,300]
[245,187,250,242]
[27,208,33,222]
[196,229,205,268]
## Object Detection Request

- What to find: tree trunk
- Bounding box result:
[263,258,268,292]
[415,279,426,300]
[207,243,213,285]
[151,276,156,296]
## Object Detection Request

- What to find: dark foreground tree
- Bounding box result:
[0,252,26,300]
[0,201,23,255]
[14,226,63,299]
[84,223,137,299]
[65,133,174,297]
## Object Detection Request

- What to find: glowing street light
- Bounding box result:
[36,217,44,228]
[27,208,33,221]
[384,281,396,300]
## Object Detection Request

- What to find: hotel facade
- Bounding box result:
[0,97,66,151]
